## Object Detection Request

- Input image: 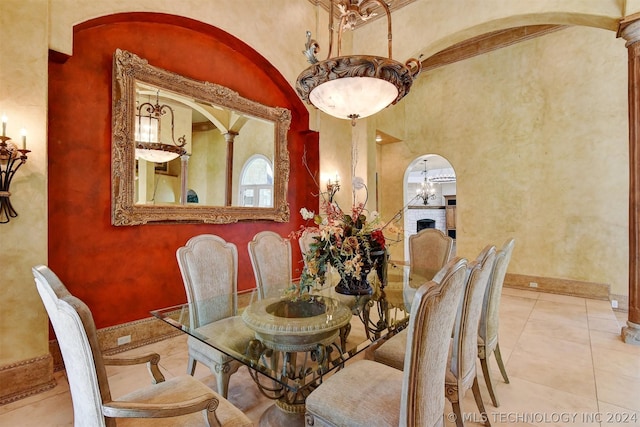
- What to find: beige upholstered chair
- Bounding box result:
[478,238,515,407]
[409,228,454,280]
[177,234,254,399]
[305,257,468,427]
[447,245,496,427]
[32,265,252,427]
[374,248,495,427]
[298,228,319,266]
[248,230,292,299]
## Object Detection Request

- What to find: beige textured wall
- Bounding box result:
[375,26,629,296]
[0,0,49,365]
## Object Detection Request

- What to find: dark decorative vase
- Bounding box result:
[334,249,388,295]
[335,272,373,295]
[371,249,388,289]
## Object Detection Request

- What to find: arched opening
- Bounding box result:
[403,154,457,262]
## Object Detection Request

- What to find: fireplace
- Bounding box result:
[417,219,436,232]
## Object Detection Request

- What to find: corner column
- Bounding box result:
[179,154,190,205]
[224,131,238,207]
[619,18,640,345]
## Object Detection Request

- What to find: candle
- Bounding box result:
[1,115,7,137]
[20,129,26,150]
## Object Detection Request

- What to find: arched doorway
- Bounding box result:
[403,154,457,262]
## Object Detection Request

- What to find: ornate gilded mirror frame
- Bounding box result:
[111,49,291,225]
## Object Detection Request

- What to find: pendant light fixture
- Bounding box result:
[296,0,421,126]
[135,91,187,163]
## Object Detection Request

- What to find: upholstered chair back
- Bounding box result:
[409,228,454,280]
[400,257,468,427]
[176,234,238,328]
[248,230,292,299]
[479,238,515,349]
[298,229,319,260]
[33,265,112,427]
[451,246,496,380]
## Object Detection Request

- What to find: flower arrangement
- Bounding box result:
[290,180,402,297]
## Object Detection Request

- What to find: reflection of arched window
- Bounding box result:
[186,189,199,204]
[239,155,273,207]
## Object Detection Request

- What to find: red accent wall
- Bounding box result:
[48,13,319,329]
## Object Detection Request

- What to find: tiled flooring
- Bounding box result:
[1,288,639,426]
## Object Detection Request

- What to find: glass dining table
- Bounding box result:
[151,265,430,426]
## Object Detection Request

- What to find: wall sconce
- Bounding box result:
[326,173,340,203]
[0,115,30,224]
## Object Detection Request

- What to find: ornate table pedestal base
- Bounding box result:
[259,400,306,427]
[242,296,353,426]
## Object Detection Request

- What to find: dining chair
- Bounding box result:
[32,265,252,427]
[478,238,515,407]
[298,228,319,267]
[374,247,495,427]
[409,228,454,280]
[447,245,496,427]
[176,234,255,399]
[248,230,292,299]
[305,257,468,427]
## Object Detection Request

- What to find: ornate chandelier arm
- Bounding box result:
[327,0,336,59]
[362,0,393,58]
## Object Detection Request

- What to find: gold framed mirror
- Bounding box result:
[111,49,291,225]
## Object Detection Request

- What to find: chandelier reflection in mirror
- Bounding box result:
[296,0,421,126]
[417,159,436,205]
[0,115,30,224]
[135,91,187,163]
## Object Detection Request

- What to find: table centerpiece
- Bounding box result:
[291,178,402,297]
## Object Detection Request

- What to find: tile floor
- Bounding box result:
[1,288,639,426]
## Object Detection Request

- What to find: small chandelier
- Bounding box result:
[296,0,421,126]
[135,91,187,163]
[417,159,436,205]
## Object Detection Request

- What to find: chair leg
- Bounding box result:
[452,401,464,427]
[480,355,500,407]
[472,377,491,427]
[187,356,197,376]
[216,370,230,399]
[494,343,509,384]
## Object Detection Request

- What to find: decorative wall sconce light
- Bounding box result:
[135,91,187,163]
[296,0,421,126]
[0,115,30,224]
[417,159,436,205]
[326,174,341,202]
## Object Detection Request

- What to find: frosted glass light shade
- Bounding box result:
[296,55,420,125]
[135,147,180,163]
[309,77,399,120]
